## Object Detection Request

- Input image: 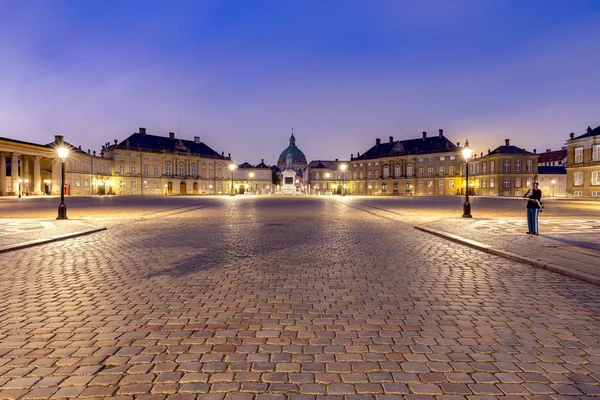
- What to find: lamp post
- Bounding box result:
[25,179,29,196]
[368,184,372,195]
[325,172,330,194]
[229,163,236,196]
[551,179,555,197]
[340,164,347,196]
[57,146,69,220]
[18,178,22,198]
[249,172,255,193]
[462,140,473,218]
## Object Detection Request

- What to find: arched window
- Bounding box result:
[407,164,413,177]
[179,164,185,177]
[191,165,197,177]
[165,163,172,176]
[383,165,390,178]
[394,165,401,178]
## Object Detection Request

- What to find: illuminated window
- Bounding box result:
[515,177,521,188]
[165,163,172,176]
[154,166,159,176]
[449,180,455,189]
[119,165,125,175]
[490,178,495,188]
[490,161,495,173]
[427,167,433,176]
[439,166,445,176]
[592,171,600,185]
[574,172,583,186]
[575,147,583,164]
[503,177,510,188]
[593,145,600,162]
[439,180,444,189]
[130,165,136,175]
[143,166,148,176]
[449,166,455,176]
[526,160,533,172]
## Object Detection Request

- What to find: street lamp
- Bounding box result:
[18,178,22,198]
[229,163,236,196]
[57,146,69,219]
[368,184,372,195]
[340,164,347,196]
[551,179,556,197]
[249,172,255,193]
[325,172,330,193]
[462,140,473,218]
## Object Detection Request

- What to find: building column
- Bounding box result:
[23,156,30,195]
[33,156,41,195]
[51,157,61,195]
[0,152,6,195]
[11,153,19,195]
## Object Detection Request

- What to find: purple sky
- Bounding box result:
[1,0,599,165]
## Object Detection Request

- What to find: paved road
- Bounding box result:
[0,197,599,399]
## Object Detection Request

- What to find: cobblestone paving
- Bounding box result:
[0,221,52,236]
[0,197,599,399]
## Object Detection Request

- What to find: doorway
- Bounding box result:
[180,182,187,194]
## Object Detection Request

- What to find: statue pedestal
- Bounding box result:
[281,170,297,195]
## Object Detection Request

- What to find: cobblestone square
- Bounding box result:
[0,196,598,399]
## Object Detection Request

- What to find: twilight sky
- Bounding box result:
[1,0,599,165]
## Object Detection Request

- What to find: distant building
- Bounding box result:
[101,128,232,195]
[276,131,308,193]
[538,166,567,197]
[470,139,538,197]
[538,148,567,167]
[232,159,274,195]
[305,160,350,195]
[349,130,463,196]
[565,125,600,198]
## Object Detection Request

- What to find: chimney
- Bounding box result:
[169,132,175,140]
[194,136,200,143]
[546,148,551,153]
[114,139,118,145]
[505,139,510,146]
[55,135,64,144]
[78,145,82,150]
[570,132,575,139]
[93,151,96,156]
[534,149,537,154]
[125,139,130,147]
[221,151,224,156]
[480,152,483,158]
[228,153,231,158]
[139,127,146,135]
[389,136,393,144]
[587,126,592,133]
[335,158,339,162]
[357,152,360,157]
[422,131,427,140]
[376,138,381,146]
[457,142,460,147]
[261,159,264,164]
[488,148,491,155]
[439,129,443,138]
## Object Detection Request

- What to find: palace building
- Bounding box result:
[565,125,600,198]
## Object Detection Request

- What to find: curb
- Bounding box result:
[0,227,107,254]
[414,225,600,287]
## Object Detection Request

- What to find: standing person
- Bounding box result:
[524,182,542,235]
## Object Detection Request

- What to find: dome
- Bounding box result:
[277,134,307,166]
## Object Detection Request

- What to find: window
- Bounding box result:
[440,156,446,161]
[383,165,390,178]
[439,180,444,189]
[84,177,89,188]
[427,180,433,189]
[154,167,159,176]
[119,165,125,175]
[359,171,363,179]
[75,176,81,187]
[427,157,433,162]
[515,177,521,188]
[515,160,522,172]
[131,165,136,175]
[592,191,600,197]
[315,172,320,180]
[490,161,495,173]
[132,180,137,188]
[353,171,357,179]
[482,163,487,174]
[475,163,480,174]
[439,167,445,176]
[575,147,583,164]
[144,180,148,189]
[418,158,424,163]
[407,164,413,177]
[574,172,583,186]
[450,156,455,161]
[395,165,401,177]
[130,155,136,160]
[179,164,185,177]
[503,177,510,188]
[418,181,424,189]
[592,171,600,185]
[83,161,90,173]
[526,178,532,188]
[504,160,510,172]
[367,170,372,178]
[449,180,455,189]
[120,179,126,188]
[490,178,495,188]
[191,165,197,177]
[427,167,433,177]
[418,168,424,177]
[74,160,80,171]
[154,181,159,188]
[449,166,455,176]
[165,163,172,176]
[143,166,148,176]
[593,145,600,162]
[482,179,487,189]
[526,160,533,172]
[574,191,582,196]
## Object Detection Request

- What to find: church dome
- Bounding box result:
[277,133,307,166]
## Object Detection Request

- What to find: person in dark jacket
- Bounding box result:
[524,182,542,235]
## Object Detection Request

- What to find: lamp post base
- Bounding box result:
[57,203,68,220]
[462,201,472,218]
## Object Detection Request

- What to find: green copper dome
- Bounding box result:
[277,133,307,166]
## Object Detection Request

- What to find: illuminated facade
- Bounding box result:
[349,130,465,196]
[101,128,232,195]
[305,160,350,195]
[232,160,274,195]
[566,125,600,198]
[468,139,538,197]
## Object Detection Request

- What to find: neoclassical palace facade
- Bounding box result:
[0,128,235,196]
[347,130,538,197]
